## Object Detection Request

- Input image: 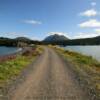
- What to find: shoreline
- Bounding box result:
[0,48,22,63]
[55,47,100,100]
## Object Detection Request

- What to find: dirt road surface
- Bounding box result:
[9,47,90,100]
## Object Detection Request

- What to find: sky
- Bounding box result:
[0,0,100,40]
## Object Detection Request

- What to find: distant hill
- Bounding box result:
[15,37,32,43]
[0,37,41,46]
[15,37,32,41]
[63,36,100,46]
[43,35,100,45]
[43,34,69,43]
[51,35,100,46]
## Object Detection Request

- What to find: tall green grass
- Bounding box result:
[0,56,33,82]
[64,50,100,67]
[0,46,43,84]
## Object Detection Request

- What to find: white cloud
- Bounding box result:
[94,28,100,33]
[80,9,97,17]
[91,2,96,6]
[29,36,41,40]
[22,20,42,25]
[73,32,100,39]
[0,32,41,40]
[3,32,27,37]
[48,32,70,38]
[79,19,100,28]
[48,32,66,36]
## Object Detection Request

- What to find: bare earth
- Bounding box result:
[9,47,90,100]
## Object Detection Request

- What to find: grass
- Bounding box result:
[0,46,43,85]
[54,46,100,99]
[0,56,31,81]
[63,50,100,67]
[55,47,100,67]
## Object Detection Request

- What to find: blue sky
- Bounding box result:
[0,0,100,40]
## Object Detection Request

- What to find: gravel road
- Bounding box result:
[10,47,90,100]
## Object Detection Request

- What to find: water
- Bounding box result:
[64,46,100,61]
[0,46,21,56]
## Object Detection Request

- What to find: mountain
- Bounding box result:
[43,35,100,45]
[43,34,69,43]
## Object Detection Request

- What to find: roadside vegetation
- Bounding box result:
[0,46,43,87]
[54,46,100,100]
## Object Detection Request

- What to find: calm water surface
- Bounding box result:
[64,46,100,61]
[0,46,21,56]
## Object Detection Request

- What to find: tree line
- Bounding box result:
[0,36,100,47]
[42,36,100,46]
